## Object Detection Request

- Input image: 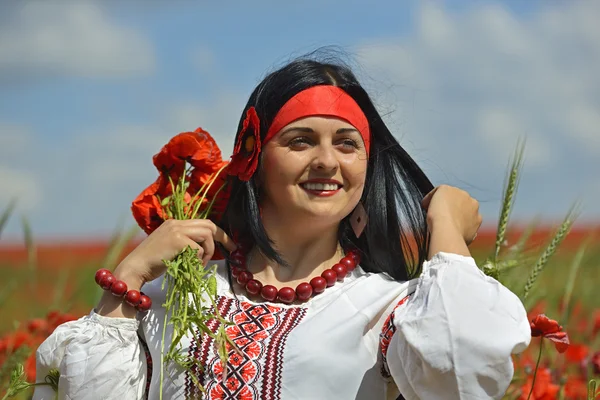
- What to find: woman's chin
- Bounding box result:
[293,207,348,223]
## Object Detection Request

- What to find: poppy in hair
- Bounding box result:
[228,107,261,181]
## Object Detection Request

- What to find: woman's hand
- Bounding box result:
[96,219,236,319]
[114,219,237,291]
[421,185,482,258]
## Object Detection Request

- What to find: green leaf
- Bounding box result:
[208,275,217,297]
[523,206,579,300]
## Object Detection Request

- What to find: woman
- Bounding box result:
[34,58,531,399]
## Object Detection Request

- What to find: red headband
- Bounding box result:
[265,85,371,154]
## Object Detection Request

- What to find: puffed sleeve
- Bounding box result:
[386,252,531,400]
[33,311,147,400]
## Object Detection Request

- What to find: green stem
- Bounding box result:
[527,340,544,400]
[2,381,57,400]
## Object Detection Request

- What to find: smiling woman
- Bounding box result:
[33,55,530,400]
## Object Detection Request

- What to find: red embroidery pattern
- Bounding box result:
[185,297,307,399]
[379,295,411,378]
[186,296,234,392]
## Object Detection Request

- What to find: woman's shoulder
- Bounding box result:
[345,267,417,309]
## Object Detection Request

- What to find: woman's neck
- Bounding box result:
[247,208,344,287]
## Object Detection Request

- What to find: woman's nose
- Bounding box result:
[310,145,339,171]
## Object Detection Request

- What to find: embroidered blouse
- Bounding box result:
[33,252,531,400]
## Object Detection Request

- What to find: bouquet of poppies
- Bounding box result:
[131,128,238,398]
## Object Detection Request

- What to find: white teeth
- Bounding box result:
[302,183,339,191]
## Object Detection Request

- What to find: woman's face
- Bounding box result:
[259,116,368,224]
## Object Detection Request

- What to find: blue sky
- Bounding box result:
[0,0,598,239]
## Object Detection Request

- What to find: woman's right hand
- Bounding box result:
[113,219,237,290]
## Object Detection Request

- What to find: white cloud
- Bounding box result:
[564,105,600,153]
[0,2,154,79]
[0,124,40,210]
[0,166,41,211]
[476,108,551,166]
[356,1,600,163]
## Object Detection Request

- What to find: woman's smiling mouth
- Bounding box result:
[299,180,342,196]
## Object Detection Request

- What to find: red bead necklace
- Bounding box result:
[228,248,361,304]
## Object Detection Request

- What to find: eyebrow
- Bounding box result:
[279,126,359,137]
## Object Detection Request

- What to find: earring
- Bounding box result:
[349,202,368,238]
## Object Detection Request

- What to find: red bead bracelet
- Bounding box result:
[228,248,361,304]
[94,269,152,312]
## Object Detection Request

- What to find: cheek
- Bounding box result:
[260,150,296,189]
[341,157,368,187]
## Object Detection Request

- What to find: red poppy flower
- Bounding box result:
[527,300,547,322]
[518,367,559,400]
[131,175,169,235]
[565,343,589,364]
[153,128,224,179]
[27,318,48,334]
[46,311,79,331]
[564,376,590,399]
[25,352,36,381]
[3,331,33,351]
[530,314,570,353]
[227,107,261,181]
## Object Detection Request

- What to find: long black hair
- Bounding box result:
[220,56,434,282]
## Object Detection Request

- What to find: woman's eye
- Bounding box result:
[338,139,359,149]
[288,137,312,148]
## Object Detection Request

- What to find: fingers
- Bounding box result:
[176,219,237,252]
[177,226,214,263]
[213,226,237,252]
[163,219,237,264]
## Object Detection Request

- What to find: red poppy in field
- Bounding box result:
[527,300,547,321]
[228,107,261,181]
[564,376,590,399]
[565,343,589,364]
[26,318,48,334]
[4,331,33,350]
[153,128,224,179]
[530,314,570,353]
[25,352,36,381]
[46,311,79,334]
[518,367,559,400]
[46,311,78,330]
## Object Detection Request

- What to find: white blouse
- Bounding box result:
[33,252,531,400]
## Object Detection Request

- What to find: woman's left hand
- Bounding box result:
[421,185,482,246]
